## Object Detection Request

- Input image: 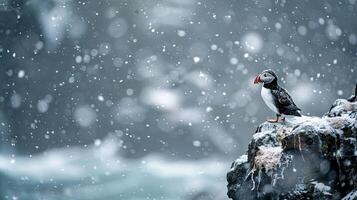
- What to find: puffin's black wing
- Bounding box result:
[272,86,301,116]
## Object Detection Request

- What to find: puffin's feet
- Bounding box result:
[267,116,285,123]
[280,117,286,122]
[267,118,279,123]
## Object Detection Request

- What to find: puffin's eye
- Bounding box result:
[264,74,267,77]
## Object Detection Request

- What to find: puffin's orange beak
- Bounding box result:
[254,75,261,84]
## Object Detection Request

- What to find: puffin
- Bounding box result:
[254,69,301,122]
[347,83,357,102]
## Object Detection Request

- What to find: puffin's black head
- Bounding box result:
[254,69,278,84]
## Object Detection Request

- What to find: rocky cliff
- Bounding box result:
[227,97,357,200]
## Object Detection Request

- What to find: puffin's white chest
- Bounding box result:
[261,87,279,114]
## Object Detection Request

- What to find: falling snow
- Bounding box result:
[0,0,356,199]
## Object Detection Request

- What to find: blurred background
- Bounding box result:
[0,0,356,199]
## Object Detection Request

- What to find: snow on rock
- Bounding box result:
[230,155,248,171]
[327,99,357,117]
[227,96,357,200]
[312,181,332,196]
[342,190,357,200]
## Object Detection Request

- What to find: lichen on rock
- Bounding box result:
[227,98,357,200]
[254,146,283,172]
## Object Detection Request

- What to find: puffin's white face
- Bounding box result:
[254,71,276,84]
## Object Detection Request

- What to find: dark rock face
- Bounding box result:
[227,99,357,200]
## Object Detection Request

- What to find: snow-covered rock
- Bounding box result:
[227,98,357,200]
[342,190,357,200]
